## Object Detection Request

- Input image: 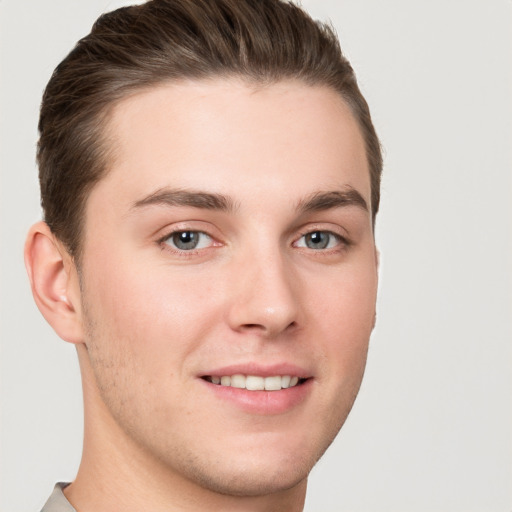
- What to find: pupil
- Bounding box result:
[173,231,198,250]
[307,231,328,249]
[180,232,193,243]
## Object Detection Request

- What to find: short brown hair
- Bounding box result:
[38,0,382,260]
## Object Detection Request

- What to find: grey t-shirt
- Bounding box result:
[40,483,75,512]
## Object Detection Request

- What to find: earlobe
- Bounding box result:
[373,247,379,330]
[24,221,84,344]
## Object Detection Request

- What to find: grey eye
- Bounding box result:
[166,231,212,251]
[298,231,341,250]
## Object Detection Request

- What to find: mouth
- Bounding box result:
[201,374,308,391]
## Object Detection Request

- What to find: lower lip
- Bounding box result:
[200,378,313,415]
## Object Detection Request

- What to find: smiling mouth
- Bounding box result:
[202,374,308,391]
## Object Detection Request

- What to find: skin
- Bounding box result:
[25,79,378,512]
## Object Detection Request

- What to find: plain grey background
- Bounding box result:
[1,1,511,511]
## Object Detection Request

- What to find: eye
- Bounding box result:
[295,230,342,250]
[163,230,213,251]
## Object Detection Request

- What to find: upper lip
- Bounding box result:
[200,362,312,379]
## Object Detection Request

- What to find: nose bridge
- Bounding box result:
[227,240,300,337]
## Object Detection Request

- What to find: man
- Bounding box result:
[24,0,382,510]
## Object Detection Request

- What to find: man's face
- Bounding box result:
[77,79,378,495]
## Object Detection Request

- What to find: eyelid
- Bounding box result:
[293,230,343,248]
[293,223,350,242]
[154,219,220,241]
[162,230,213,250]
[154,221,351,256]
[155,222,223,256]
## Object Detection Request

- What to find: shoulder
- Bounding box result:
[40,483,75,512]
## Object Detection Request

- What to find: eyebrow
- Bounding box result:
[130,186,368,215]
[296,188,369,214]
[131,188,237,212]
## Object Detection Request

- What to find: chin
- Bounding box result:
[186,458,311,497]
[164,429,336,499]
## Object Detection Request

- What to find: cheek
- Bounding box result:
[316,257,377,329]
[80,260,216,422]
[311,257,377,377]
[82,255,224,369]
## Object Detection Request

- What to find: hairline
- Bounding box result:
[67,75,376,267]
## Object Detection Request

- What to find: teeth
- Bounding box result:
[246,375,264,390]
[207,374,304,390]
[264,376,281,391]
[231,374,246,388]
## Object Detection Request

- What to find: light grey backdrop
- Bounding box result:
[1,1,511,511]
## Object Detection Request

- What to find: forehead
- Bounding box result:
[96,79,370,210]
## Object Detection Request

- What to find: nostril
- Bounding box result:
[239,320,297,336]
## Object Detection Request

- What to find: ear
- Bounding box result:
[24,221,84,344]
[373,247,380,330]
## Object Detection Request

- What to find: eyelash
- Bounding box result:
[158,230,217,256]
[157,228,350,256]
[293,229,350,252]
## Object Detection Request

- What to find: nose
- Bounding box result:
[226,249,301,339]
